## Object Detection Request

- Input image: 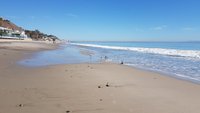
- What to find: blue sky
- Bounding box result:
[1,0,200,41]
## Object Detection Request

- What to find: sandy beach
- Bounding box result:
[0,39,60,51]
[1,41,200,113]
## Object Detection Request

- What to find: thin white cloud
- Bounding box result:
[182,27,195,31]
[153,27,163,30]
[66,13,78,18]
[4,16,21,20]
[29,16,52,20]
[43,16,50,19]
[29,16,36,19]
[151,25,167,31]
[135,28,143,32]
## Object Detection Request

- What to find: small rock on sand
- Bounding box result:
[18,104,24,107]
[106,82,110,87]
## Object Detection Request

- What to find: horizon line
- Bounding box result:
[67,40,200,43]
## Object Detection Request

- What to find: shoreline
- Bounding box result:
[125,63,200,85]
[17,42,200,84]
[1,41,200,113]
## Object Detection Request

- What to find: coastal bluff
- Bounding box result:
[0,17,59,41]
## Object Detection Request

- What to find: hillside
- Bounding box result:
[25,30,58,41]
[0,17,59,40]
[0,17,23,31]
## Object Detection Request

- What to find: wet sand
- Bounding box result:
[1,41,200,113]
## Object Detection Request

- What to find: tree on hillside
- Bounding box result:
[35,29,40,33]
[0,18,2,26]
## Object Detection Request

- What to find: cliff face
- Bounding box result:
[0,17,23,31]
[0,17,59,40]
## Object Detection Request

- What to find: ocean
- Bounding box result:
[19,41,200,83]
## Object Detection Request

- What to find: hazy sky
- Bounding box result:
[1,0,200,41]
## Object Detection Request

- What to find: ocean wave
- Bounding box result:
[71,43,200,59]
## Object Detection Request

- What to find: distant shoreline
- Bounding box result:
[71,40,200,43]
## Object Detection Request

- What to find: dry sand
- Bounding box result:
[0,39,59,50]
[1,40,200,113]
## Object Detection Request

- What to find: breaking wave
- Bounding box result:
[71,43,200,59]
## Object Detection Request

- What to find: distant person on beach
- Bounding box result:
[104,56,108,60]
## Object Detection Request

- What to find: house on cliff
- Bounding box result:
[0,17,29,40]
[0,26,28,39]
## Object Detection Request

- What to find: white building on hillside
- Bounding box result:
[0,26,28,39]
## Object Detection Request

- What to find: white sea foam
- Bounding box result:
[71,43,200,59]
[126,63,200,82]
